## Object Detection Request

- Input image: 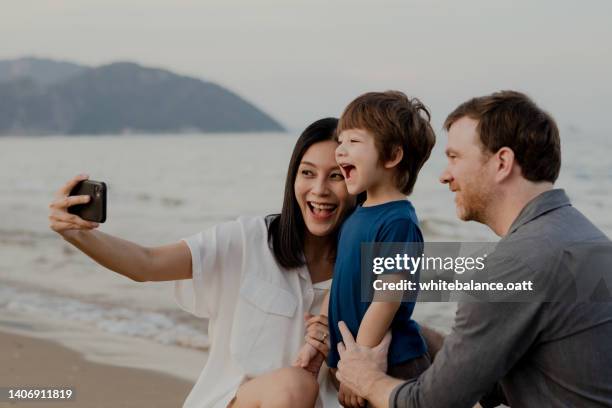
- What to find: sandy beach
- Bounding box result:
[0,330,194,408]
[0,310,207,408]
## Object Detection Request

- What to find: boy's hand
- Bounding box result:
[338,382,365,407]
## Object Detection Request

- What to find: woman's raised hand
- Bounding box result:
[48,174,100,234]
[304,313,330,358]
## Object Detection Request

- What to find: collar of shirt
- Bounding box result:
[507,188,571,235]
[297,265,311,282]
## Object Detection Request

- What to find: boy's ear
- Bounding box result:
[383,147,403,169]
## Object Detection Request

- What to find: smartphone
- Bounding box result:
[68,179,107,223]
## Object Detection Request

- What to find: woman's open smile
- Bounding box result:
[295,140,353,237]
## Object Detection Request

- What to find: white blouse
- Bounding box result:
[175,216,340,408]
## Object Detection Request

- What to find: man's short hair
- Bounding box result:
[444,90,561,183]
[338,90,436,195]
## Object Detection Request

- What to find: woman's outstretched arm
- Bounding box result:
[49,174,192,282]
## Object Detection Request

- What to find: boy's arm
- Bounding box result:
[357,272,405,347]
[356,300,400,347]
[359,214,420,348]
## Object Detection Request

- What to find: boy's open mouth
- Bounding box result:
[340,164,356,181]
[307,201,338,219]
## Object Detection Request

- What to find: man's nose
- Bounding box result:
[439,168,452,184]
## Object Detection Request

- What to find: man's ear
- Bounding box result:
[495,147,515,182]
[384,147,403,169]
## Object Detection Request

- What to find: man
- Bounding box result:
[335,90,612,407]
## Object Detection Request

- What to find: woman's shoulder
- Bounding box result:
[236,215,269,230]
[186,215,269,251]
[206,215,268,234]
[221,215,270,245]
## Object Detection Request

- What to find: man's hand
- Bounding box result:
[339,382,366,407]
[336,321,391,398]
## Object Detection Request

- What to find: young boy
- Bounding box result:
[294,91,436,407]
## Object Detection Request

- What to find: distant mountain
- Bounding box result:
[0,58,285,135]
[0,57,86,85]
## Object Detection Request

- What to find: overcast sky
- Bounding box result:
[2,0,611,133]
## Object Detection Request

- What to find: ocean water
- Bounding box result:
[1,131,611,349]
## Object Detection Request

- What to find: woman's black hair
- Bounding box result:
[267,117,342,269]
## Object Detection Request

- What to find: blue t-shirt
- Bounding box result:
[327,199,427,368]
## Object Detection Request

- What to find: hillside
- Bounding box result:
[0,58,284,135]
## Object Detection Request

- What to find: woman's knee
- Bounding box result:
[233,367,319,408]
[264,367,318,407]
[281,367,319,398]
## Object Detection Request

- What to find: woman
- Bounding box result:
[48,118,355,408]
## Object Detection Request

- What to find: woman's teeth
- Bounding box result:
[308,202,337,215]
[312,202,335,209]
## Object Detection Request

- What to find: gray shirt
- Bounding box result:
[391,189,612,407]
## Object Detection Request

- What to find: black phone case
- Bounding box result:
[67,180,107,223]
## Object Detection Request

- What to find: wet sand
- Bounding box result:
[0,330,194,408]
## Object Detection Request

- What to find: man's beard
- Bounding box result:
[457,178,492,224]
